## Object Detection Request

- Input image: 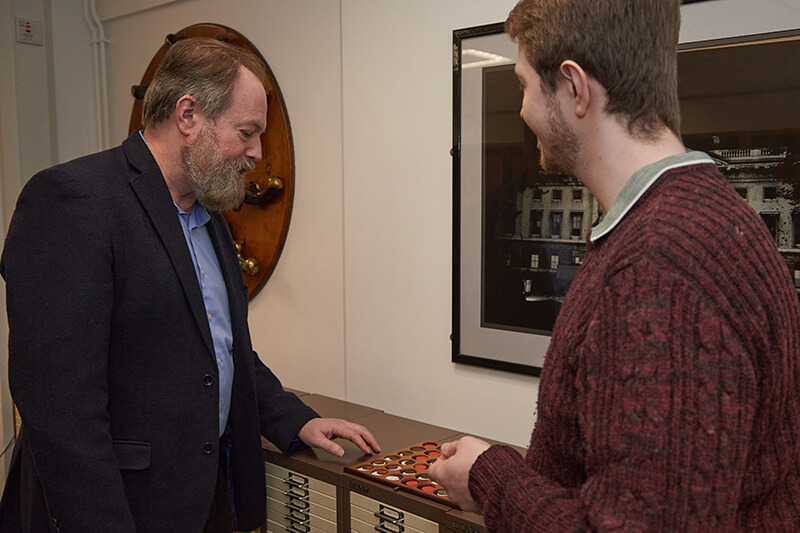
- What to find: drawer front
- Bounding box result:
[265,497,336,533]
[350,492,438,533]
[265,462,336,497]
[265,516,336,533]
[266,486,336,523]
[266,473,337,511]
[351,506,433,533]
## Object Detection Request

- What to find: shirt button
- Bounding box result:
[203,374,214,386]
[203,442,214,454]
[207,313,212,320]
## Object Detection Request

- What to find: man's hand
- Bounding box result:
[297,418,381,457]
[429,436,491,514]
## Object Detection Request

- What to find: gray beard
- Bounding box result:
[182,126,254,212]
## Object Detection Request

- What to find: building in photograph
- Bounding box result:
[709,145,800,291]
[489,142,800,332]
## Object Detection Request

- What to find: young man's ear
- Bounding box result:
[559,60,591,118]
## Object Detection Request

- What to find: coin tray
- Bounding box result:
[344,441,454,508]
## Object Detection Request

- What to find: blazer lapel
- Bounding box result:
[122,133,215,358]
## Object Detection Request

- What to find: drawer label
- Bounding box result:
[452,521,480,533]
[349,480,370,494]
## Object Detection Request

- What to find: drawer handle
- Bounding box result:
[374,505,404,523]
[285,509,310,524]
[284,524,310,533]
[375,523,403,533]
[283,486,309,499]
[284,472,308,488]
[285,499,310,512]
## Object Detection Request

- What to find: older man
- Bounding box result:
[0,38,379,532]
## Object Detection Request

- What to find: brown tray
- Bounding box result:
[344,441,456,508]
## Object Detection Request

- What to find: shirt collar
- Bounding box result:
[589,150,715,243]
[175,201,211,229]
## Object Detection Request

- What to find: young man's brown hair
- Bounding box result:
[142,37,267,127]
[506,0,682,141]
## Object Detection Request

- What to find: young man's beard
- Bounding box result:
[538,93,579,176]
[182,124,255,212]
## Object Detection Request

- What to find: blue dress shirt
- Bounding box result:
[176,203,235,437]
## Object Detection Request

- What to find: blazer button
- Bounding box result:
[203,442,215,454]
[203,374,214,386]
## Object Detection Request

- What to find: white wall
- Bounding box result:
[50,0,100,160]
[0,1,798,466]
[339,0,535,445]
[680,0,800,42]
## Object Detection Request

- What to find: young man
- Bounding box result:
[0,38,379,532]
[430,1,800,530]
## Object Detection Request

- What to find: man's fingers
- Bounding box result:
[335,421,381,455]
[299,418,381,457]
[316,438,345,457]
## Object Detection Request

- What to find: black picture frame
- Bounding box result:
[452,23,800,376]
[452,22,551,377]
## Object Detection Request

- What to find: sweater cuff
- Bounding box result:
[468,445,526,512]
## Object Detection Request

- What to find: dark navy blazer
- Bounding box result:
[0,132,318,532]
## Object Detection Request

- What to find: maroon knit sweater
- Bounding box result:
[469,163,800,531]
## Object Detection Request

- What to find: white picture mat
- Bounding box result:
[458,32,551,369]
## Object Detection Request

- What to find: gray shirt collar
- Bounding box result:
[589,151,715,243]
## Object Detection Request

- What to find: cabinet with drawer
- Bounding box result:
[260,394,511,533]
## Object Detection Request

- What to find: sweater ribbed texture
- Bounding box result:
[469,163,800,531]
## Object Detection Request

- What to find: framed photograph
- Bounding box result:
[452,22,554,376]
[451,23,800,376]
[678,29,800,292]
